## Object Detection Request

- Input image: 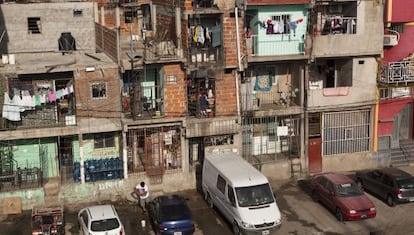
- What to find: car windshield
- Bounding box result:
[160,203,191,221]
[335,183,363,197]
[397,177,414,189]
[235,183,275,207]
[91,218,120,232]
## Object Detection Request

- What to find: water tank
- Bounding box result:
[58,32,76,52]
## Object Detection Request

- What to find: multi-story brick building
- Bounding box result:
[0,0,389,209]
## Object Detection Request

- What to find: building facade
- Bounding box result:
[0,0,390,209]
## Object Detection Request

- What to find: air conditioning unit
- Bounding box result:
[384,34,398,46]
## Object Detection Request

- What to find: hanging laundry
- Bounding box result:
[21,90,35,110]
[193,26,198,44]
[287,18,303,36]
[40,93,47,104]
[48,91,57,103]
[2,92,21,121]
[197,25,205,46]
[56,89,63,100]
[68,84,74,93]
[34,94,41,106]
[62,87,69,96]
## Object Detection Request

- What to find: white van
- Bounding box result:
[202,150,282,235]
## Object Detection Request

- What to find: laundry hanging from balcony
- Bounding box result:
[261,18,303,36]
[190,25,222,48]
[2,84,74,121]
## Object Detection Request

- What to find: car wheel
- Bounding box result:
[233,222,242,235]
[386,194,395,207]
[311,190,319,202]
[205,193,214,208]
[356,179,364,191]
[335,208,344,222]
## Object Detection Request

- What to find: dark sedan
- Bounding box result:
[146,194,195,235]
[310,172,376,221]
[355,167,414,207]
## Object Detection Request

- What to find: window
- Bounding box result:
[318,59,353,88]
[124,10,137,24]
[94,133,115,149]
[91,83,107,99]
[323,110,370,156]
[265,15,291,35]
[216,175,226,194]
[320,2,357,35]
[227,185,236,207]
[141,4,153,30]
[28,17,41,34]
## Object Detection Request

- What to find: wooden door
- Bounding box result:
[308,138,322,173]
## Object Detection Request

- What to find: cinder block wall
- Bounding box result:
[0,2,96,54]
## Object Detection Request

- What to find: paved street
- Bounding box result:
[2,167,414,235]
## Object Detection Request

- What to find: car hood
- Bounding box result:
[339,195,374,210]
[239,203,282,225]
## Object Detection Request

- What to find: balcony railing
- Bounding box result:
[1,103,75,131]
[318,16,357,35]
[247,34,305,57]
[122,85,165,119]
[380,61,414,84]
[241,89,300,113]
[188,47,223,67]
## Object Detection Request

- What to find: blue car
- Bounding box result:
[146,194,195,235]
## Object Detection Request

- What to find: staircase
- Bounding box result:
[390,139,414,167]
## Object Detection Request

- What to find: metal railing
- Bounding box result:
[319,16,357,35]
[247,34,305,57]
[380,61,414,84]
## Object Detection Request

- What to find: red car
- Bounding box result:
[310,172,376,221]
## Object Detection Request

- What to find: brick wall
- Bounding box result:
[215,72,238,116]
[75,67,122,119]
[163,64,187,117]
[222,11,243,69]
[95,23,118,61]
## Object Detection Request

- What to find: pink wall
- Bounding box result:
[378,98,412,136]
[386,0,414,23]
[383,25,414,63]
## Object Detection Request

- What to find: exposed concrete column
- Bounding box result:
[116,7,121,66]
[152,5,157,35]
[100,6,105,26]
[122,127,128,179]
[175,7,182,58]
[181,133,189,173]
[79,132,85,184]
[302,64,308,176]
[94,2,99,23]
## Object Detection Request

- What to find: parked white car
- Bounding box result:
[78,204,125,235]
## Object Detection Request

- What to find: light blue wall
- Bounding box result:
[248,4,308,56]
[6,138,58,178]
[72,133,120,162]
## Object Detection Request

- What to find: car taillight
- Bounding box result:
[159,224,165,231]
[119,230,123,235]
[397,188,402,197]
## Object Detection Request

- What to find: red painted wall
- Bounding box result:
[385,0,414,23]
[383,25,414,63]
[378,98,412,136]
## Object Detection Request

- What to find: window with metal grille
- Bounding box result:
[91,83,107,99]
[323,110,370,156]
[28,17,41,34]
[94,133,115,149]
[241,116,300,161]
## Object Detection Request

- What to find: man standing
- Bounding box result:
[135,181,149,213]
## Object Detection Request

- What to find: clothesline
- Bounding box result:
[2,84,74,121]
